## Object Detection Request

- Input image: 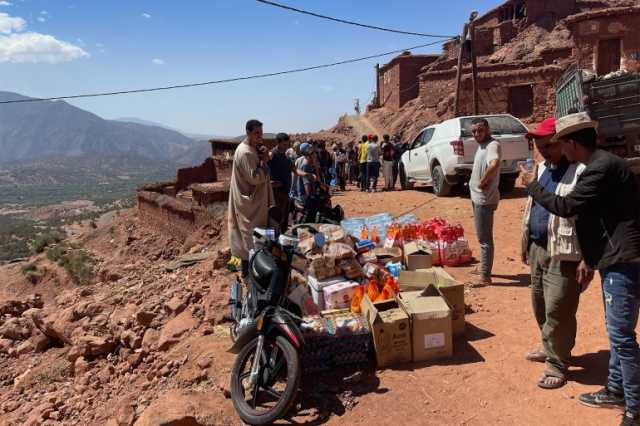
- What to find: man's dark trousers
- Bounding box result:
[529,242,580,376]
[273,189,290,233]
[359,163,368,191]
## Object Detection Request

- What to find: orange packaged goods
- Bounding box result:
[360,225,369,241]
[401,223,418,244]
[384,274,400,294]
[384,223,401,248]
[376,282,396,302]
[350,285,365,314]
[366,278,380,302]
[371,226,380,244]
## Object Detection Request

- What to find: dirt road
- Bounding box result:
[0,181,634,426]
[297,182,631,426]
[342,115,383,138]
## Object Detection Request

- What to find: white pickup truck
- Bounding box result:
[398,114,532,196]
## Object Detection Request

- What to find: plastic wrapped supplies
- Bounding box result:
[323,281,360,310]
[318,224,347,244]
[324,242,356,260]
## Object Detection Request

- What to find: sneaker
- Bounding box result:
[621,411,640,426]
[579,387,625,409]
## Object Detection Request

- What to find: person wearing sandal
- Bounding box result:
[520,117,592,390]
[521,112,640,426]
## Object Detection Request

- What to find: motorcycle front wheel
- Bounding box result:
[230,335,301,425]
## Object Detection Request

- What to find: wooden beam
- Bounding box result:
[469,15,479,115]
[453,24,468,117]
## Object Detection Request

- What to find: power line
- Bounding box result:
[255,0,456,39]
[0,39,452,105]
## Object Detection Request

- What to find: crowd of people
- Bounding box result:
[228,115,640,425]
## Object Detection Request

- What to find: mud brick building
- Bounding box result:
[373,0,639,127]
[565,6,640,75]
[375,52,440,110]
[137,144,230,241]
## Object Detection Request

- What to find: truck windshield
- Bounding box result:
[460,116,528,137]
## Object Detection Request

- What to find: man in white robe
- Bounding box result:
[227,119,274,277]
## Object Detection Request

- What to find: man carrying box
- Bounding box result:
[521,117,591,389]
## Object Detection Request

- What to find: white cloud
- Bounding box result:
[40,10,48,15]
[151,58,164,65]
[37,16,45,22]
[95,42,104,48]
[0,12,25,33]
[0,2,13,7]
[0,32,89,63]
[141,12,151,19]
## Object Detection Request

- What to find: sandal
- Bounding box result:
[524,348,547,363]
[537,370,567,390]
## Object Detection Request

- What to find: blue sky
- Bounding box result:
[1,0,503,136]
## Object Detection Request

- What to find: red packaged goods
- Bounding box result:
[432,223,470,266]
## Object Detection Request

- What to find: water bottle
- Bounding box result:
[526,158,534,171]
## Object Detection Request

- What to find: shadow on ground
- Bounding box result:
[570,350,610,386]
[281,365,385,425]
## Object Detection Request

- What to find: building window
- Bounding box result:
[508,85,534,118]
[597,38,622,76]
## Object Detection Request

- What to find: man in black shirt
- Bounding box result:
[521,113,640,425]
[392,135,405,188]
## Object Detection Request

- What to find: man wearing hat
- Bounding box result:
[521,117,589,390]
[521,112,640,425]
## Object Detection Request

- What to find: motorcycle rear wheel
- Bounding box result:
[230,335,300,425]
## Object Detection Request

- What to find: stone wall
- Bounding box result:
[378,53,440,110]
[175,157,217,193]
[420,63,564,123]
[567,8,640,72]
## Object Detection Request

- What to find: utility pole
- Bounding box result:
[469,11,479,115]
[453,24,468,117]
[454,11,479,117]
[374,63,381,109]
[469,12,480,115]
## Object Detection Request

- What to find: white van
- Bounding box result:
[398,114,531,196]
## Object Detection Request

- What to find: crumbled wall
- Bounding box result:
[175,157,217,193]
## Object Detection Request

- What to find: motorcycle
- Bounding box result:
[292,181,344,225]
[228,211,321,425]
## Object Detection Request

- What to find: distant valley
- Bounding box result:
[0,91,219,261]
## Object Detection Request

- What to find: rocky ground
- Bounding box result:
[0,181,636,426]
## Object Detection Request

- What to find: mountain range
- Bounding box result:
[0,91,211,165]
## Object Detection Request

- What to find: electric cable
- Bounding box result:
[255,0,456,39]
[0,38,453,105]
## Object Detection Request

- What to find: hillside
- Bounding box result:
[0,92,201,164]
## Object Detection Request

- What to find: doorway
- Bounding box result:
[597,39,621,76]
[508,85,534,118]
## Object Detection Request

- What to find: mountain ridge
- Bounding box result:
[0,91,207,164]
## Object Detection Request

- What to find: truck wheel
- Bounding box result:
[399,165,413,190]
[432,165,452,197]
[499,177,517,193]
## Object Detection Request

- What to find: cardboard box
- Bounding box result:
[398,268,465,336]
[308,276,345,311]
[361,295,412,368]
[397,290,453,362]
[403,242,433,270]
[372,247,402,264]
